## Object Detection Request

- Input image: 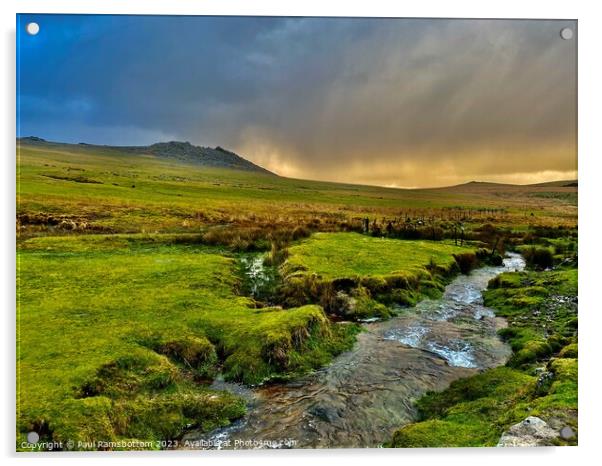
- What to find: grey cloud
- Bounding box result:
[20,17,577,187]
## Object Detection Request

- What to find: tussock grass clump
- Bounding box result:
[476,247,504,266]
[213,305,358,384]
[452,252,478,274]
[291,225,311,240]
[79,352,179,399]
[514,229,577,268]
[201,227,269,252]
[259,309,330,369]
[333,286,392,320]
[264,240,289,267]
[201,224,313,253]
[276,275,393,320]
[559,343,578,358]
[137,334,218,379]
[118,391,245,442]
[510,340,554,366]
[520,246,554,270]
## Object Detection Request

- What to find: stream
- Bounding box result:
[182,253,525,449]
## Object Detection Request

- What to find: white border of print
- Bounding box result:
[2,1,599,466]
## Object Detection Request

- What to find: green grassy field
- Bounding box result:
[286,232,471,278]
[17,233,361,447]
[16,141,578,449]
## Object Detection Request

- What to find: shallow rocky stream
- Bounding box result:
[183,253,525,449]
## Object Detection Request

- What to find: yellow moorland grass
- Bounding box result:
[17,142,577,233]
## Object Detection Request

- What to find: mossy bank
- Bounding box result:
[388,266,577,447]
[278,232,485,321]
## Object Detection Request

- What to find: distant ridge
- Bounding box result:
[529,180,577,188]
[441,179,578,190]
[18,137,275,175]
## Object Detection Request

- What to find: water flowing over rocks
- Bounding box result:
[183,253,525,449]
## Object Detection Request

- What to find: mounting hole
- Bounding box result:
[26,431,40,444]
[26,22,40,36]
[560,27,573,40]
[560,426,575,439]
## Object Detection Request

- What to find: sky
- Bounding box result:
[17,15,577,188]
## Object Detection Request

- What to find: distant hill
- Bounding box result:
[18,137,275,175]
[528,180,577,188]
[434,179,577,192]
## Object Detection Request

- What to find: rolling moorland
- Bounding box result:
[16,138,578,449]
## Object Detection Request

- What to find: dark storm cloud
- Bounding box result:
[17,16,576,187]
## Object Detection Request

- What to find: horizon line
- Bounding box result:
[17,136,578,191]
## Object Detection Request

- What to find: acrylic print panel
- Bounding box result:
[16,15,577,451]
